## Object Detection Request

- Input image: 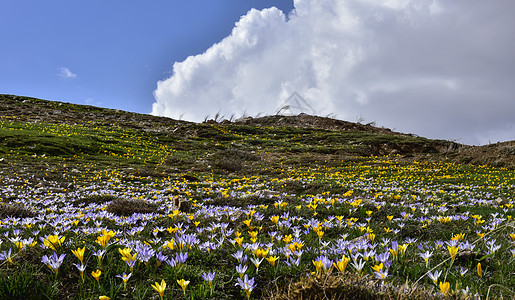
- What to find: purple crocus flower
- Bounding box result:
[200,241,218,252]
[374,268,389,280]
[42,252,66,273]
[236,274,256,298]
[169,251,188,268]
[232,250,247,264]
[236,264,248,277]
[391,241,399,251]
[285,255,301,267]
[315,255,332,270]
[375,252,390,263]
[167,257,177,267]
[116,272,132,288]
[0,248,13,263]
[136,246,155,264]
[202,271,216,288]
[155,251,168,267]
[125,258,137,270]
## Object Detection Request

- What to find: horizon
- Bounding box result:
[3,92,512,147]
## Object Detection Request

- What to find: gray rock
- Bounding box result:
[493,197,508,206]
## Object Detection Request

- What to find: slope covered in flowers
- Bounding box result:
[0,96,514,299]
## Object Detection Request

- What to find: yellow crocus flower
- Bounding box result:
[176,278,189,294]
[312,260,323,275]
[266,256,279,267]
[91,269,101,284]
[372,262,383,272]
[447,246,459,262]
[333,256,350,273]
[72,246,85,264]
[282,234,293,244]
[439,281,450,296]
[152,279,166,300]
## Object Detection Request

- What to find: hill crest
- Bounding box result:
[1,94,514,168]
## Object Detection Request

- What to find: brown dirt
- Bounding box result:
[234,113,409,136]
[444,140,515,169]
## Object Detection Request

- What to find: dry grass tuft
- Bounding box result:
[211,149,259,172]
[267,272,444,300]
[76,194,117,206]
[0,203,35,218]
[106,198,159,216]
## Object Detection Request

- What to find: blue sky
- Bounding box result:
[1,0,294,113]
[2,1,515,145]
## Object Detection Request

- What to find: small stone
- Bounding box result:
[493,197,508,206]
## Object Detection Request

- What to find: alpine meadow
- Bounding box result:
[1,94,515,299]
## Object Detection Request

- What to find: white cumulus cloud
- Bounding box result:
[153,0,515,145]
[58,67,77,79]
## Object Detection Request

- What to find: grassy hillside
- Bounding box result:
[0,94,514,299]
